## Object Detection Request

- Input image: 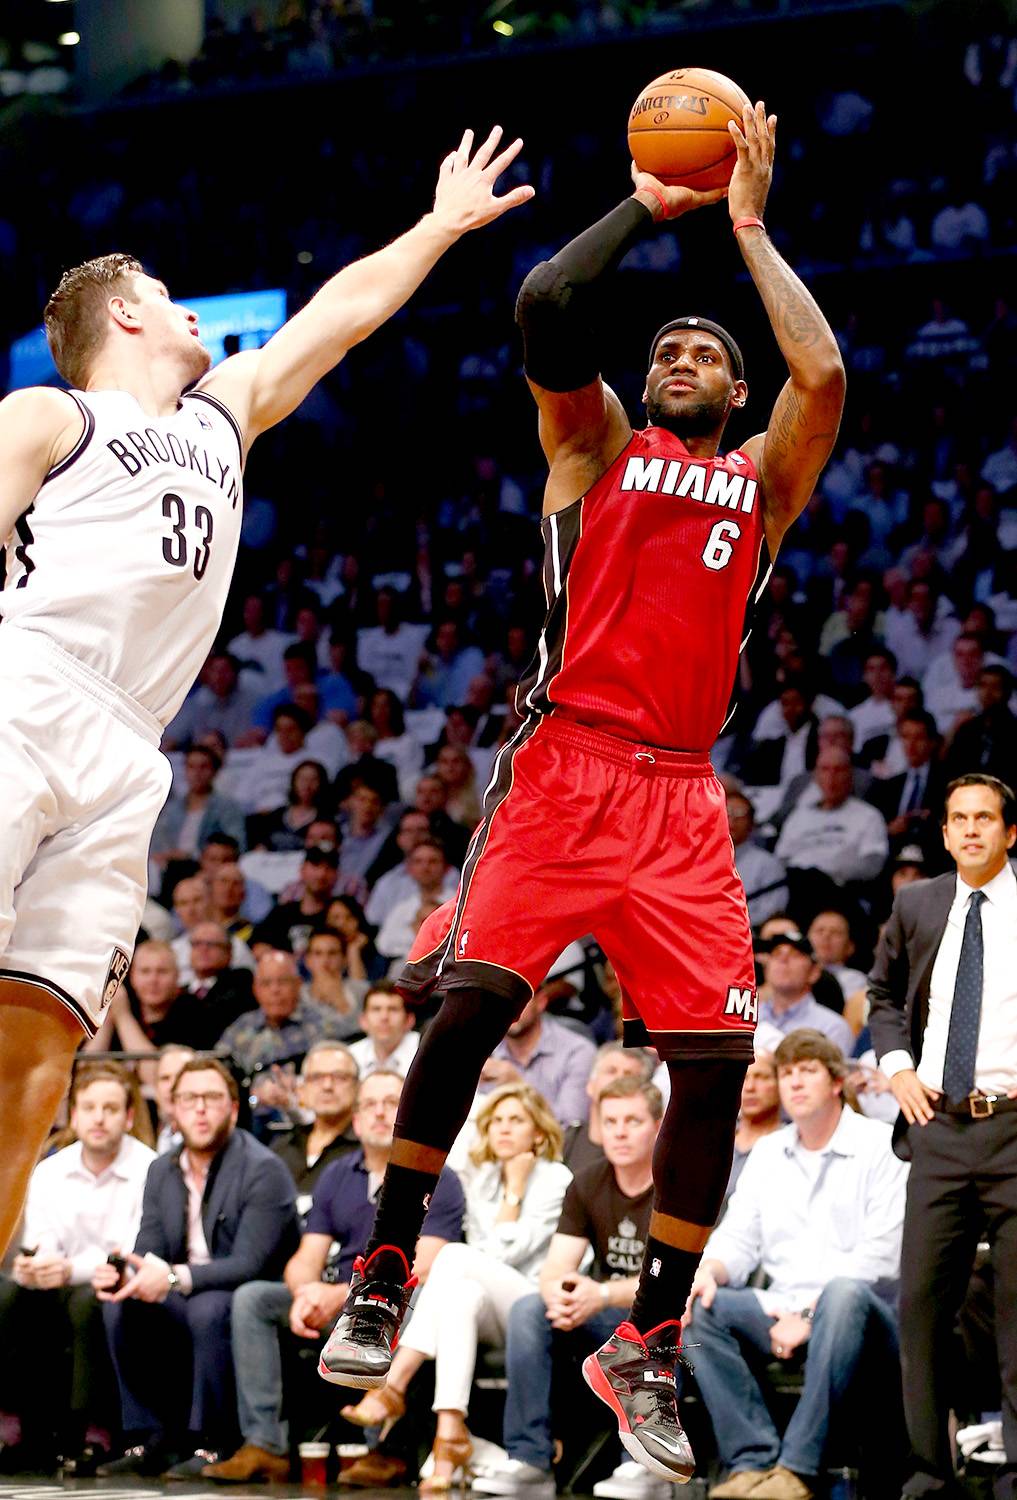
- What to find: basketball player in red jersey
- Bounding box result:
[324,104,845,1484]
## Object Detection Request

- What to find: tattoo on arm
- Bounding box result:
[768,383,837,469]
[738,232,833,368]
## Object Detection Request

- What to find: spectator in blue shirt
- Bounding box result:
[757,932,855,1055]
[201,1068,464,1484]
[481,983,597,1127]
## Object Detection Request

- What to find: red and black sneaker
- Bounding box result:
[582,1320,694,1484]
[318,1246,416,1389]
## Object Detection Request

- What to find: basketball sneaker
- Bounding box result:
[581,1320,694,1483]
[318,1246,416,1388]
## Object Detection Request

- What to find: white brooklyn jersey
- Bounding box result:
[1,387,244,726]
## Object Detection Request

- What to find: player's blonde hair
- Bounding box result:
[44,252,145,388]
[469,1082,563,1167]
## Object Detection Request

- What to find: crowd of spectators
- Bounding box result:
[0,2,1015,1495]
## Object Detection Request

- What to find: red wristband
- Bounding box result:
[639,184,670,222]
[733,217,765,234]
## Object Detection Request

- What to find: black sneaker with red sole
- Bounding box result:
[582,1320,695,1484]
[318,1246,416,1388]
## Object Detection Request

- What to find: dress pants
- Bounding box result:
[102,1289,237,1450]
[899,1111,1017,1497]
[0,1277,118,1446]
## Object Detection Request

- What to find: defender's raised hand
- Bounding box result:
[727,101,777,223]
[432,126,535,234]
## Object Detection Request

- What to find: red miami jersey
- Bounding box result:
[516,425,772,751]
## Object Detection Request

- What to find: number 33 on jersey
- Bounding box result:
[2,388,244,727]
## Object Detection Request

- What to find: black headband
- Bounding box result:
[649,316,745,381]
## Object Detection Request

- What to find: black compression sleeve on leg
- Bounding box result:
[365,984,526,1263]
[629,1058,747,1334]
[515,197,655,392]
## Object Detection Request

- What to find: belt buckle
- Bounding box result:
[969,1093,995,1119]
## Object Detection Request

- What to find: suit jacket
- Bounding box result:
[865,764,947,823]
[178,968,256,1049]
[150,791,248,856]
[133,1126,299,1293]
[867,872,956,1156]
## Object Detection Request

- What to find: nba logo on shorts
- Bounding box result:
[650,1257,662,1278]
[458,929,470,957]
[102,947,131,1010]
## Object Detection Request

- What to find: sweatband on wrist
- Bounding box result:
[733,217,765,234]
[639,184,670,220]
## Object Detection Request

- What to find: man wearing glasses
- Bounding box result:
[271,1041,362,1214]
[92,1056,299,1480]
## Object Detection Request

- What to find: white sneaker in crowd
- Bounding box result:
[472,1455,556,1497]
[594,1459,675,1499]
[956,1420,1005,1465]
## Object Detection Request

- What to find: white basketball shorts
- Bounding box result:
[0,626,172,1035]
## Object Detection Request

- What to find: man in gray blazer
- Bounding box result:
[93,1056,299,1481]
[868,772,1017,1500]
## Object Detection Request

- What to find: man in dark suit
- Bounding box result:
[93,1056,299,1480]
[865,711,948,865]
[868,772,1017,1500]
[944,666,1017,787]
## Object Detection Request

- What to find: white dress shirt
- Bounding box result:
[702,1107,908,1314]
[366,862,460,928]
[734,842,789,928]
[880,864,1017,1094]
[348,1029,420,1078]
[22,1135,156,1285]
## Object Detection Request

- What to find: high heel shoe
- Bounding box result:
[339,1385,406,1441]
[418,1435,473,1494]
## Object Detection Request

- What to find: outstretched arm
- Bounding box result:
[201,127,533,448]
[731,104,846,557]
[516,172,727,516]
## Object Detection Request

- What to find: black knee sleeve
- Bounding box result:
[393,985,526,1152]
[653,1058,748,1227]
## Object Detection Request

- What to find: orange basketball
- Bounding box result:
[628,67,752,191]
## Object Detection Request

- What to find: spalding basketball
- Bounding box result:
[628,67,752,190]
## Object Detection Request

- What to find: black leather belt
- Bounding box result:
[933,1093,1017,1120]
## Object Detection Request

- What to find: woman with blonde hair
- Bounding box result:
[341,1082,572,1491]
[431,743,482,827]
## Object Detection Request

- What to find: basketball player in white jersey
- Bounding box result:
[0,126,532,1257]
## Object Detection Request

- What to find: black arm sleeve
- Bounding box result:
[514,197,655,392]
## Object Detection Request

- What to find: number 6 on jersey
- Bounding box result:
[701,519,741,571]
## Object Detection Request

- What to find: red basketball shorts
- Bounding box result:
[399,715,755,1061]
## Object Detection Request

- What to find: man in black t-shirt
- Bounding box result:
[269,1041,361,1221]
[562,1042,656,1178]
[475,1078,663,1500]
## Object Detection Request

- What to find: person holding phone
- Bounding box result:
[0,1062,155,1475]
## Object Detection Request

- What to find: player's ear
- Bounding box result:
[108,295,141,332]
[731,378,748,410]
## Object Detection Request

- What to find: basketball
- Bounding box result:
[628,67,752,191]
